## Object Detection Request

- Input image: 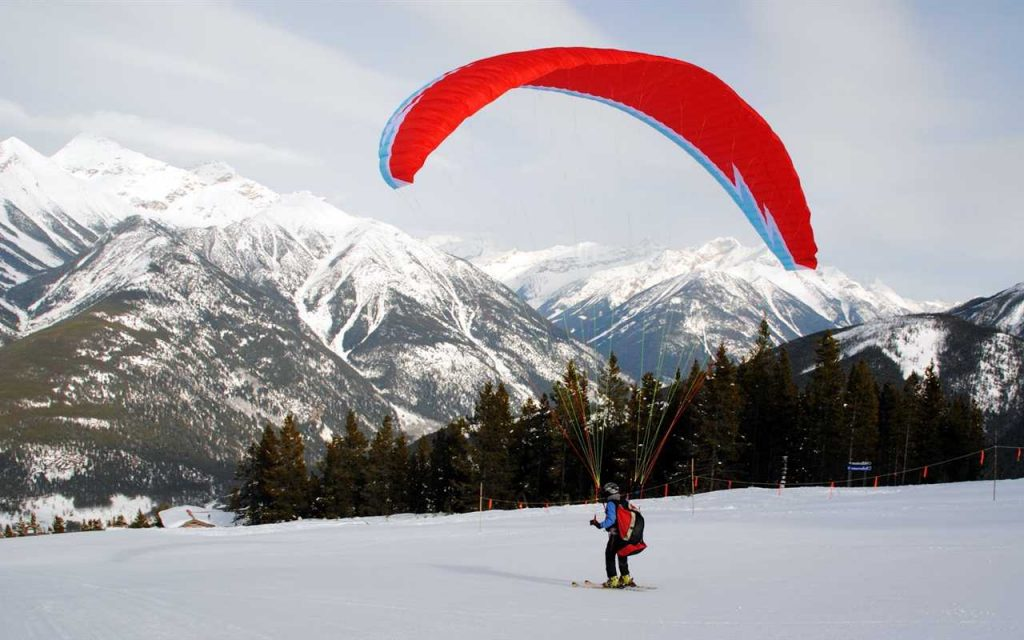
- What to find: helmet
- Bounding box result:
[601,482,620,500]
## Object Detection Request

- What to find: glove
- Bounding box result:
[590,518,601,528]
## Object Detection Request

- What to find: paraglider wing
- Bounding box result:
[379,47,817,270]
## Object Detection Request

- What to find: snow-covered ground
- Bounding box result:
[2,481,1022,639]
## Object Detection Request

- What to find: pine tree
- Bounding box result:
[655,360,705,489]
[738,319,778,483]
[28,512,42,535]
[365,414,397,516]
[842,360,880,485]
[916,364,946,482]
[877,382,902,482]
[428,418,474,513]
[130,509,151,529]
[51,515,66,534]
[696,344,742,487]
[551,359,594,497]
[473,381,515,504]
[230,424,281,525]
[339,410,369,516]
[771,349,800,483]
[389,428,411,514]
[511,395,562,504]
[3,524,13,538]
[898,373,923,483]
[271,414,311,521]
[407,437,432,514]
[798,332,846,482]
[316,434,350,519]
[595,354,633,487]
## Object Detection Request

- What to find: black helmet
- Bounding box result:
[601,482,620,500]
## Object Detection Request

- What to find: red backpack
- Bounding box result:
[614,501,647,557]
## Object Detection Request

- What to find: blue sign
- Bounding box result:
[847,461,872,472]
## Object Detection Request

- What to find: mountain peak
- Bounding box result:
[0,136,50,168]
[53,133,166,178]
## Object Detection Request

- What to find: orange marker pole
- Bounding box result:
[1016,447,1021,463]
[664,483,669,498]
[873,476,879,488]
[922,466,929,479]
[980,449,986,466]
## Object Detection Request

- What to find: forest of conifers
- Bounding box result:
[229,321,986,525]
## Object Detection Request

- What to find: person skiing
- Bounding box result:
[590,481,636,588]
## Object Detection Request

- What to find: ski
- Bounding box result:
[571,580,656,590]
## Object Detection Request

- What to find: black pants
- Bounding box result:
[605,533,630,578]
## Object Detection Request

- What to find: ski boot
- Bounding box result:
[620,575,635,588]
[602,576,623,589]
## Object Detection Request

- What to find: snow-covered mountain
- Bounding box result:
[0,215,397,509]
[466,237,947,377]
[14,136,601,425]
[0,137,131,293]
[950,282,1024,338]
[53,134,276,227]
[1,134,600,424]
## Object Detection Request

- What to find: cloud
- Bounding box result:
[0,98,315,166]
[403,1,612,56]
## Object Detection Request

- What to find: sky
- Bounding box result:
[0,0,1021,301]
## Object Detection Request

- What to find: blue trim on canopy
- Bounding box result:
[379,68,464,189]
[522,85,797,270]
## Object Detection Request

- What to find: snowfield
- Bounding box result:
[2,481,1022,639]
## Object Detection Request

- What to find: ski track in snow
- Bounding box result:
[1,481,1021,640]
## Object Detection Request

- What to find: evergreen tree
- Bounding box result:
[511,395,562,504]
[315,434,349,518]
[473,381,515,504]
[595,354,633,487]
[428,418,475,513]
[28,512,42,535]
[916,364,946,481]
[230,424,279,524]
[897,373,923,483]
[3,524,13,538]
[365,414,397,515]
[108,514,128,528]
[130,509,151,529]
[655,360,705,489]
[798,332,846,481]
[738,319,778,483]
[877,382,903,482]
[842,360,880,484]
[270,414,311,520]
[51,515,66,534]
[771,349,800,484]
[389,428,411,514]
[695,344,742,487]
[551,360,594,497]
[339,410,369,516]
[407,437,432,514]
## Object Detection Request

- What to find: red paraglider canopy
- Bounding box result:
[379,47,817,270]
